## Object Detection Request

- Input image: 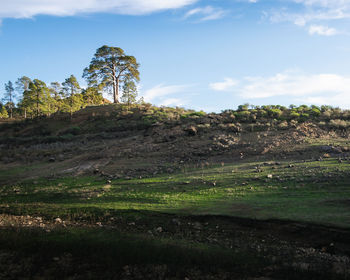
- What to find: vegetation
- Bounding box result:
[0,158,349,227]
[1,46,350,280]
[83,45,140,104]
[0,45,141,119]
[0,156,349,279]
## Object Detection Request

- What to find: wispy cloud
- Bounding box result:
[141,83,192,107]
[161,98,185,106]
[210,70,350,108]
[266,0,350,35]
[143,84,189,101]
[0,0,198,18]
[184,6,227,21]
[308,24,339,35]
[209,78,238,91]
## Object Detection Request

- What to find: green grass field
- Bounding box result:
[1,158,350,279]
[1,158,349,228]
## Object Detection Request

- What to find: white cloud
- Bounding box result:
[161,98,185,106]
[142,84,190,102]
[184,6,227,21]
[294,0,350,9]
[209,78,238,91]
[210,71,350,108]
[267,0,350,35]
[308,24,339,35]
[0,0,197,18]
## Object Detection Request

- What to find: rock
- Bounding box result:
[332,262,348,275]
[155,227,163,233]
[267,174,273,179]
[193,222,202,230]
[49,157,56,162]
[172,218,181,226]
[320,145,342,154]
[185,126,197,136]
[55,218,62,224]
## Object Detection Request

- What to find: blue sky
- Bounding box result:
[1,0,350,111]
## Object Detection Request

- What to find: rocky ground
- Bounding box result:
[1,105,350,279]
[0,105,349,183]
[0,212,349,279]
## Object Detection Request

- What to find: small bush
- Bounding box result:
[329,119,350,128]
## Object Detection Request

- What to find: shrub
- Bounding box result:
[289,112,300,119]
[278,121,289,130]
[268,109,282,119]
[311,108,321,117]
[299,113,310,122]
[234,110,251,122]
[329,119,350,128]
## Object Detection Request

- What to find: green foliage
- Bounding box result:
[234,110,251,122]
[21,79,52,118]
[289,111,300,119]
[3,81,15,118]
[83,45,140,103]
[268,108,282,118]
[82,87,103,106]
[62,75,82,115]
[311,108,321,117]
[0,104,9,118]
[181,110,207,119]
[121,79,138,107]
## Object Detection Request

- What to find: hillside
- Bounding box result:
[0,104,349,182]
[1,104,350,279]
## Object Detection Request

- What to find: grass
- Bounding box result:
[0,156,349,279]
[0,226,268,279]
[0,158,349,228]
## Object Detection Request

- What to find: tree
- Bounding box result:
[16,76,31,93]
[25,79,50,118]
[83,45,140,103]
[16,76,32,118]
[49,82,64,113]
[3,81,15,118]
[121,78,138,109]
[0,104,8,118]
[62,75,82,116]
[82,86,103,106]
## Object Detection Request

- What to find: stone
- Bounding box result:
[185,126,197,136]
[155,227,163,233]
[172,218,181,226]
[193,222,202,230]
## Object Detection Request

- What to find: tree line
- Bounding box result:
[0,45,140,119]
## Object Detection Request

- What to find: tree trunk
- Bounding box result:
[112,78,120,103]
[115,79,120,103]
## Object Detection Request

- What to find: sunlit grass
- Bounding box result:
[0,158,349,227]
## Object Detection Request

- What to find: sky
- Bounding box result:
[1,0,350,112]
